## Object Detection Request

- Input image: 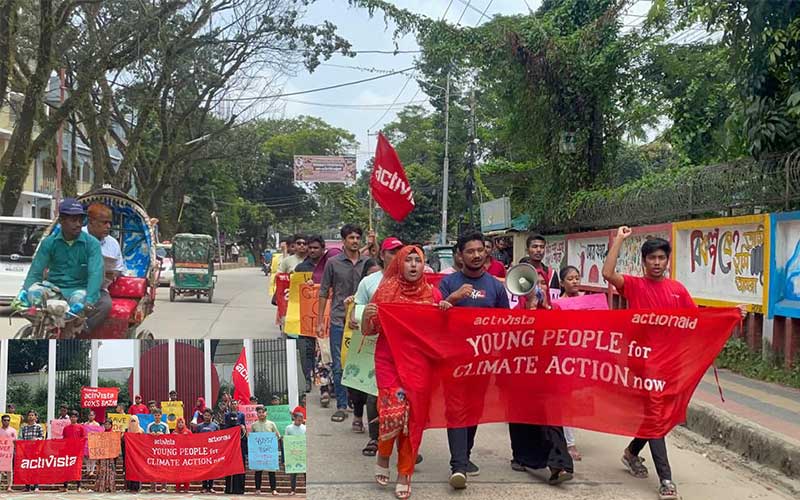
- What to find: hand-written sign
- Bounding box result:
[48,419,70,439]
[285,272,312,335]
[299,284,331,338]
[266,405,292,435]
[0,436,13,472]
[161,401,184,430]
[274,273,291,322]
[341,302,355,365]
[377,304,741,453]
[283,435,306,474]
[342,319,378,397]
[247,432,279,471]
[80,387,119,408]
[107,413,131,433]
[553,293,610,311]
[88,431,121,459]
[239,405,259,432]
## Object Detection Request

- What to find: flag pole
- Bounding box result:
[367,129,374,232]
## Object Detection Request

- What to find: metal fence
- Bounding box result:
[253,339,288,404]
[55,340,91,412]
[537,150,800,232]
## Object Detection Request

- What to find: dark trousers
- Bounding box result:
[447,426,478,473]
[349,390,379,440]
[509,424,573,473]
[86,290,112,332]
[629,437,671,481]
[298,336,316,389]
[202,480,214,491]
[254,471,276,491]
[290,474,299,491]
[63,481,81,489]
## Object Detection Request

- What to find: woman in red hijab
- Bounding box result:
[362,245,445,499]
[192,397,209,426]
[173,418,193,493]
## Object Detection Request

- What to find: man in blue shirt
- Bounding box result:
[22,198,109,334]
[439,231,509,490]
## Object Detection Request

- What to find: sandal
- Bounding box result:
[547,468,574,485]
[352,419,365,433]
[362,439,379,457]
[331,410,348,422]
[621,450,649,478]
[658,480,679,500]
[568,445,582,461]
[375,464,390,486]
[395,478,411,499]
[320,393,330,408]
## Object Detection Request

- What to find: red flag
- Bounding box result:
[232,347,251,403]
[376,304,741,453]
[370,132,414,221]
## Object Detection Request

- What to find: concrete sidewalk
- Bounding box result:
[688,368,800,478]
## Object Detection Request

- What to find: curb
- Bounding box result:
[685,399,800,479]
[217,263,256,270]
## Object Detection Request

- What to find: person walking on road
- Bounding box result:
[362,245,443,499]
[318,224,368,423]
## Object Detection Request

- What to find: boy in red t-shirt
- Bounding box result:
[603,226,745,500]
[61,411,87,492]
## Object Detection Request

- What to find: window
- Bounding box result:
[81,161,92,183]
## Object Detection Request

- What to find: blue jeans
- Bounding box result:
[329,323,349,410]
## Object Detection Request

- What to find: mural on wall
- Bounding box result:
[769,214,800,319]
[567,235,609,288]
[674,217,766,308]
[617,231,671,278]
[543,239,566,273]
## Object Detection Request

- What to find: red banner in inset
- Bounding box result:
[80,387,119,408]
[124,427,244,482]
[13,438,84,484]
[275,273,291,323]
[377,305,740,450]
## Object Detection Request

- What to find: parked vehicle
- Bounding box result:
[14,187,158,339]
[156,243,173,286]
[0,216,50,305]
[424,244,455,272]
[170,233,216,303]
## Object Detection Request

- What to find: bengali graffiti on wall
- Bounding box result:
[616,225,672,279]
[567,233,610,289]
[673,216,767,310]
[768,212,800,319]
[543,238,566,274]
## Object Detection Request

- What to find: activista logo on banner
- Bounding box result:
[80,386,119,408]
[14,438,84,484]
[124,427,244,482]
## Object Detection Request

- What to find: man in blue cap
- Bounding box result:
[22,198,109,334]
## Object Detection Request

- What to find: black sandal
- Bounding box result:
[331,410,348,422]
[362,439,379,456]
[548,468,573,485]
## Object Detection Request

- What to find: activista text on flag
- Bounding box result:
[370,132,415,221]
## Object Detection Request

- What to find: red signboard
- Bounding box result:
[14,438,84,485]
[80,387,119,408]
[124,428,244,482]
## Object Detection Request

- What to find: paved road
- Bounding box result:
[306,390,794,500]
[0,268,281,339]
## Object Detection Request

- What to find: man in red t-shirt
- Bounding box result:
[61,411,87,492]
[603,226,745,500]
[128,395,148,415]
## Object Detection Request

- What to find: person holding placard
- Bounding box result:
[284,407,306,497]
[147,409,169,493]
[94,420,116,493]
[251,406,281,495]
[197,409,220,493]
[20,410,43,492]
[0,415,17,491]
[125,415,144,492]
[61,411,87,492]
[84,409,103,478]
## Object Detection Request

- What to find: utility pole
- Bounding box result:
[440,70,451,244]
[211,191,224,265]
[465,87,477,229]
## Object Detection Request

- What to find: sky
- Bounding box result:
[244,0,657,167]
[98,340,135,369]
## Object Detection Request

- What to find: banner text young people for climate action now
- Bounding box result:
[124,427,244,483]
[377,304,741,451]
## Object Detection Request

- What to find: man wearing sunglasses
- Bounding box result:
[278,234,309,274]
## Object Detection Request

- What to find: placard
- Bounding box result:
[88,431,121,459]
[107,413,131,433]
[266,405,292,435]
[342,327,378,397]
[240,405,259,432]
[553,293,610,311]
[283,435,307,474]
[0,436,13,472]
[285,272,313,335]
[341,302,355,366]
[160,401,184,430]
[247,433,279,471]
[137,413,155,430]
[48,419,70,440]
[80,387,119,408]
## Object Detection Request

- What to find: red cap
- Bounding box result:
[292,406,306,419]
[381,237,403,251]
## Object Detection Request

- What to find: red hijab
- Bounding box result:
[371,245,435,311]
[174,417,192,435]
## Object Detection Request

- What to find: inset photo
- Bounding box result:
[0,339,306,496]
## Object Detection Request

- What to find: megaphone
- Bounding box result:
[505,263,541,296]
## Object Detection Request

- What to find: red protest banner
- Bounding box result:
[124,427,244,482]
[13,438,84,484]
[377,304,741,451]
[80,387,119,408]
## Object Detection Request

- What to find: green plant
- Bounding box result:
[715,338,800,389]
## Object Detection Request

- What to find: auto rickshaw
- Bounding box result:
[170,233,216,303]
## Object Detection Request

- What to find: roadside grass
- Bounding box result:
[715,338,800,389]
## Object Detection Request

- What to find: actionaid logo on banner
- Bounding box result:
[373,165,415,205]
[20,455,78,469]
[631,313,698,330]
[234,362,248,381]
[208,434,232,443]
